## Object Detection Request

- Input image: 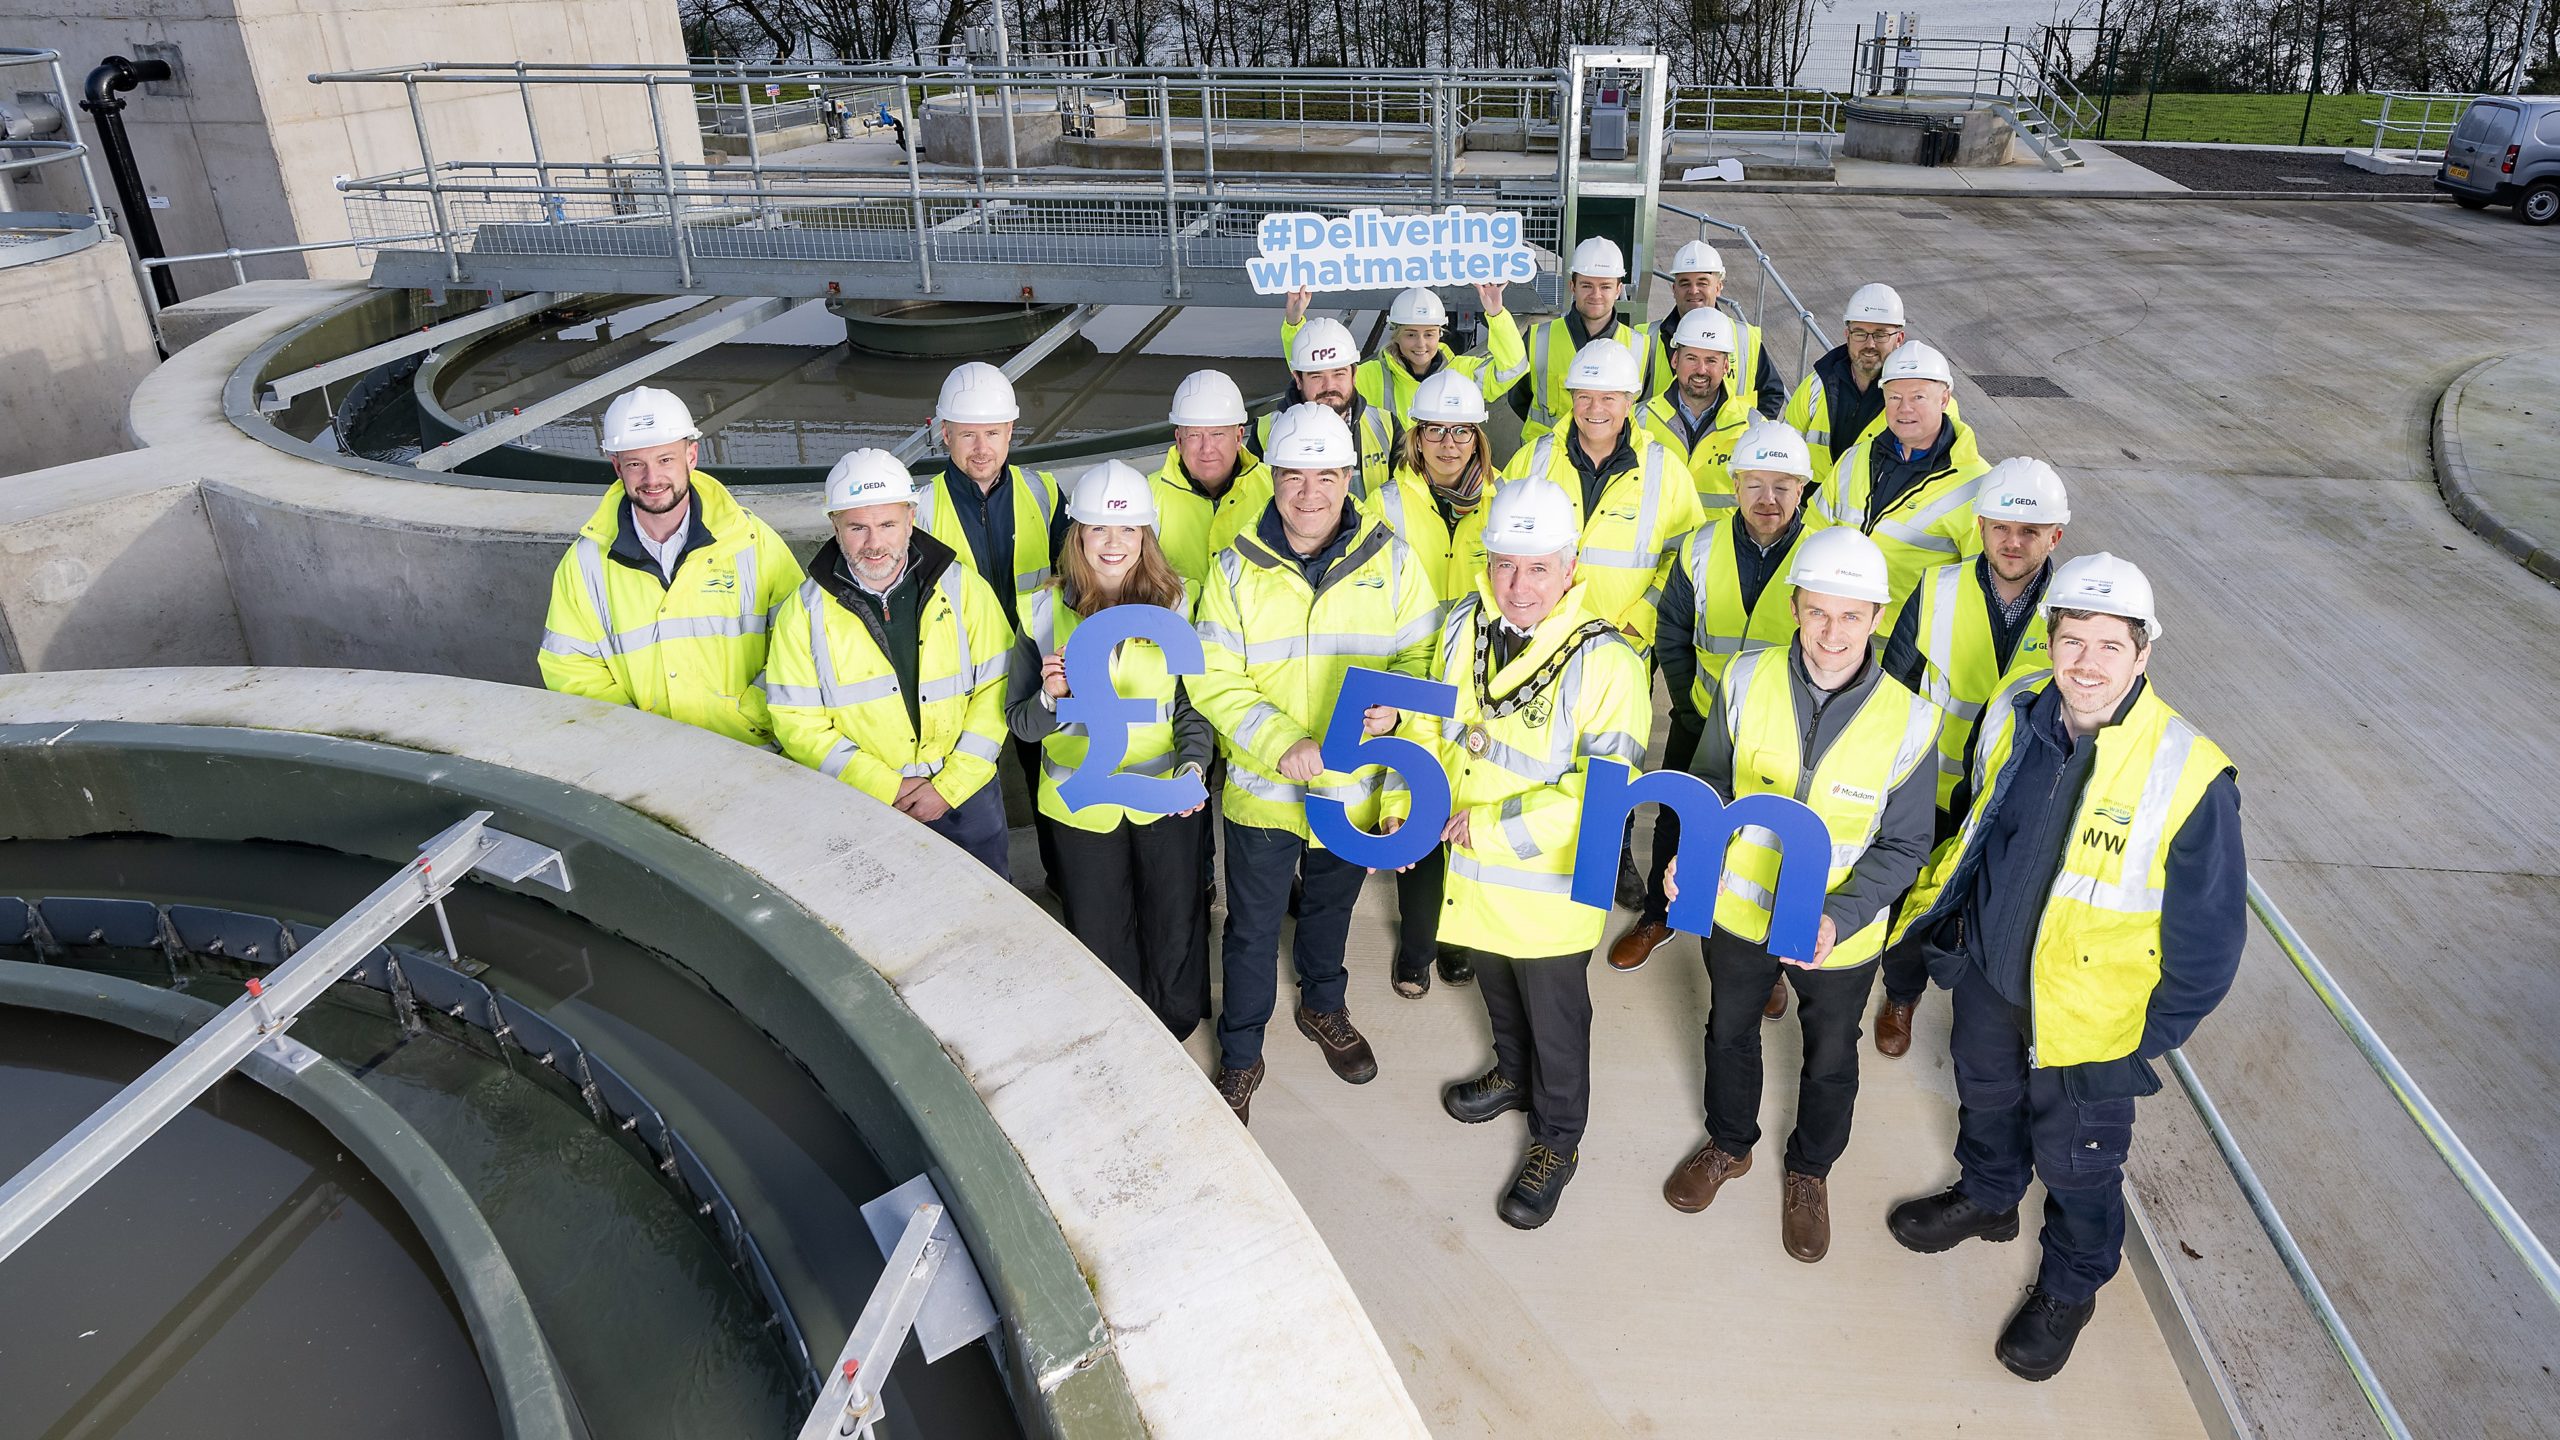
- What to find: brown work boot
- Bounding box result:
[1213,1059,1264,1125]
[1782,1171,1831,1262]
[1662,1142,1752,1213]
[1875,996,1918,1057]
[1763,977,1789,1020]
[1295,1005,1378,1084]
[1608,919,1674,972]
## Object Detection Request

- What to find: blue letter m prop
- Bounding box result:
[1570,761,1831,962]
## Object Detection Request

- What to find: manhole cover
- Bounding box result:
[1970,374,2071,398]
[2275,175,2329,185]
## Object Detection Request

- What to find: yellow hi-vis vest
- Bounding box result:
[1254,400,1396,497]
[1673,516,1803,712]
[1280,310,1533,419]
[1150,445,1276,592]
[1916,680,2235,1068]
[1639,386,1757,512]
[538,471,806,746]
[1809,418,1992,623]
[1381,581,1653,957]
[913,463,1060,634]
[1710,647,1942,969]
[1371,465,1488,603]
[1649,304,1767,408]
[763,558,1013,807]
[1908,558,2052,811]
[1521,315,1656,440]
[1020,582,1196,833]
[1189,509,1442,842]
[1782,370,1965,487]
[1476,428,1704,648]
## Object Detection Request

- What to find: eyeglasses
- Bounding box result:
[1846,325,1903,344]
[1417,423,1477,442]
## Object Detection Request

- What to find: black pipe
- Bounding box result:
[81,55,179,308]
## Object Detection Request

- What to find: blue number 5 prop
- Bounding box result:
[1054,603,1208,818]
[1303,668,1459,873]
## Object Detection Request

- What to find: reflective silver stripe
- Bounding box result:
[1239,633,1407,664]
[952,730,1003,762]
[1584,729,1646,764]
[900,759,945,778]
[1227,766,1306,805]
[1802,374,1830,447]
[2055,716,2197,914]
[1499,796,1539,860]
[764,682,827,707]
[541,629,603,659]
[1701,494,1738,511]
[735,543,762,628]
[607,613,765,648]
[1468,729,1569,784]
[1877,472,1989,552]
[1197,618,1247,653]
[575,538,619,660]
[1528,323,1555,428]
[1025,588,1058,654]
[1921,564,1961,710]
[1972,669,2049,789]
[1234,701,1289,750]
[1388,607,1439,654]
[1700,635,1748,655]
[914,481,940,533]
[1045,748,1177,783]
[1942,696,1984,721]
[1873,520,1962,555]
[1015,567,1049,593]
[1718,865,1776,908]
[1720,648,1768,735]
[1310,774,1376,805]
[819,738,862,779]
[1451,851,1576,895]
[1813,472,1853,526]
[803,580,847,708]
[919,672,976,703]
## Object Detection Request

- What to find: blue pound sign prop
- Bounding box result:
[1571,761,1832,961]
[1303,667,1459,873]
[1053,603,1208,818]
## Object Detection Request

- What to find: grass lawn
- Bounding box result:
[2088,92,2408,147]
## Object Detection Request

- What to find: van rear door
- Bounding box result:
[2444,101,2520,189]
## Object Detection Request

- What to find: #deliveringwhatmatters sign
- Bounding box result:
[1247,206,1538,295]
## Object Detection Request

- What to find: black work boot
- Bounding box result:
[1392,954,1431,998]
[1441,1067,1526,1124]
[1435,948,1475,986]
[1497,1142,1578,1229]
[1996,1287,2097,1381]
[1887,1186,2021,1254]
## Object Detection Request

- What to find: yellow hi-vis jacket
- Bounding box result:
[1906,558,2052,811]
[1189,506,1441,841]
[1381,581,1652,957]
[1520,315,1656,441]
[913,462,1060,634]
[1474,426,1704,649]
[1254,397,1396,497]
[1910,678,2235,1067]
[1150,445,1276,593]
[1809,418,1992,623]
[1639,385,1758,513]
[538,471,806,746]
[1371,464,1489,603]
[762,540,1012,807]
[1650,305,1767,408]
[1670,516,1802,712]
[1280,311,1533,420]
[1892,665,2049,943]
[1011,580,1203,833]
[1783,369,1965,488]
[1711,647,1941,969]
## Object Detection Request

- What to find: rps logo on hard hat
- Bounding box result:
[1047,605,1836,961]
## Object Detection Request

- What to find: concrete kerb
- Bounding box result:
[0,670,1430,1440]
[2434,352,2560,586]
[1662,181,2448,202]
[0,960,585,1440]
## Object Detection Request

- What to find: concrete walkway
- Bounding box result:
[2435,347,2560,583]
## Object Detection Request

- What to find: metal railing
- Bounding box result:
[1665,84,1845,138]
[2364,90,2475,158]
[1655,203,1830,377]
[1849,34,2104,137]
[0,47,108,250]
[140,229,444,290]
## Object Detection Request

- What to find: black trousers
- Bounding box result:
[1950,969,2130,1304]
[1051,810,1211,1040]
[1701,925,1879,1178]
[1394,848,1445,971]
[1639,710,1708,922]
[1457,944,1594,1154]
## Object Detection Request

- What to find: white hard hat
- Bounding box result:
[1785,526,1892,605]
[2042,551,2161,640]
[1843,283,1906,327]
[823,449,919,512]
[1264,401,1357,469]
[1671,240,1726,275]
[1880,339,1954,389]
[599,385,700,453]
[1288,316,1359,372]
[936,361,1020,424]
[1975,457,2071,524]
[1670,307,1738,355]
[1386,287,1448,328]
[1483,478,1581,557]
[1730,418,1814,480]
[1565,338,1642,394]
[1568,235,1627,279]
[1067,458,1160,528]
[1409,368,1488,425]
[1169,369,1248,428]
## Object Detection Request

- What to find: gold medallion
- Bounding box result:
[1464,723,1491,756]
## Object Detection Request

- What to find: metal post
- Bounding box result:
[48,53,106,223]
[405,74,463,285]
[2513,0,2549,93]
[2098,27,2120,137]
[901,80,932,294]
[736,60,769,223]
[2140,35,2165,141]
[1198,69,1217,197]
[2370,91,2394,157]
[641,77,692,289]
[796,1203,948,1440]
[1156,75,1181,300]
[516,60,552,202]
[963,65,987,208]
[2297,7,2324,148]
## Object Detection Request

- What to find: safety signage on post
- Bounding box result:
[1247,206,1539,295]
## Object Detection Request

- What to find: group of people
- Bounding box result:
[536,232,2246,1383]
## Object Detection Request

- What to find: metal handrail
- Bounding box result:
[2364,90,2475,157]
[1666,83,1845,137]
[1656,203,1830,378]
[140,229,444,287]
[1853,35,2103,136]
[0,47,107,225]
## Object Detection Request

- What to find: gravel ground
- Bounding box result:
[2112,144,2444,196]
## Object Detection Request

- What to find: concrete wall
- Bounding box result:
[0,233,161,478]
[0,0,697,294]
[0,449,246,675]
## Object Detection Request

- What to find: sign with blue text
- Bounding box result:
[1246,207,1539,295]
[1050,604,1834,960]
